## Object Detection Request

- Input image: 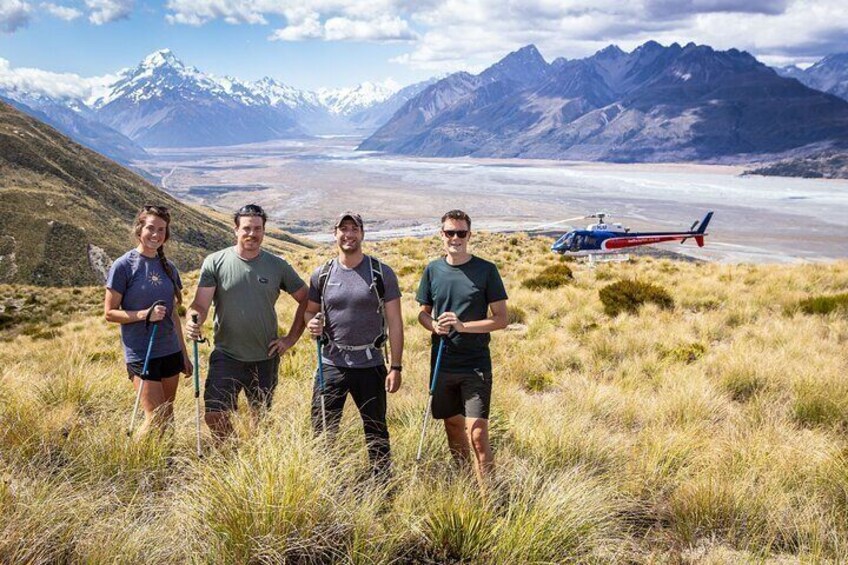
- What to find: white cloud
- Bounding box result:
[165,0,270,25]
[0,0,31,33]
[159,0,848,69]
[166,0,416,40]
[390,0,848,71]
[268,11,320,39]
[43,2,81,20]
[269,13,416,42]
[323,15,415,41]
[0,57,117,100]
[85,0,133,25]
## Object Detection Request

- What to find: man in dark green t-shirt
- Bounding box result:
[416,210,508,479]
[186,204,308,441]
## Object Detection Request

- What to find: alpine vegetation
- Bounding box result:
[1,234,847,563]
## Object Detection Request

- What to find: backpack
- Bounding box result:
[316,256,388,360]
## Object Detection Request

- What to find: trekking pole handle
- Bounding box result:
[145,300,167,328]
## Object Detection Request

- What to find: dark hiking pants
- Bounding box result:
[311,363,391,477]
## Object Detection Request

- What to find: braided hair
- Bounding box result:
[133,205,182,305]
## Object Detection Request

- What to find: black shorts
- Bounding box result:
[204,349,280,413]
[126,350,183,382]
[431,369,493,420]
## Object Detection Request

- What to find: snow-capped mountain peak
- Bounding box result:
[249,76,321,109]
[140,48,184,71]
[91,49,224,108]
[317,79,402,115]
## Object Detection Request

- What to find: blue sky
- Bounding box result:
[1,0,847,91]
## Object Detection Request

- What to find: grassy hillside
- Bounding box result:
[0,101,310,287]
[1,234,847,563]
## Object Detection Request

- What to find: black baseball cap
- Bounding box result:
[334,211,364,229]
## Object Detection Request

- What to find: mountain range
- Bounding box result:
[2,44,848,167]
[0,49,435,156]
[777,54,848,102]
[360,42,848,162]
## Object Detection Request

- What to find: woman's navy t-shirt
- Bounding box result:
[106,250,183,363]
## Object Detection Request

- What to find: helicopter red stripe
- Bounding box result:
[603,235,686,250]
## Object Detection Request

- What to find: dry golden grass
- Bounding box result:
[1,234,847,563]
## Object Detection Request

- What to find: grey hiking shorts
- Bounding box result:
[204,349,279,413]
[431,369,492,420]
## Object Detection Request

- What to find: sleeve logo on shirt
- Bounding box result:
[258,277,269,284]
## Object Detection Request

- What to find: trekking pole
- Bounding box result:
[127,300,165,437]
[191,314,207,458]
[416,336,445,462]
[315,313,328,435]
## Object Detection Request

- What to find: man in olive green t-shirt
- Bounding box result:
[186,204,308,441]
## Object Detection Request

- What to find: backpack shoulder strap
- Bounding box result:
[317,259,334,313]
[369,256,385,302]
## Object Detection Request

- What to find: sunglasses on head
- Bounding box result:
[442,229,469,238]
[238,204,265,215]
[144,204,169,212]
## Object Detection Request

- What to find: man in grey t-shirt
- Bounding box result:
[305,212,403,478]
[186,204,308,441]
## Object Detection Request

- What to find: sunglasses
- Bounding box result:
[238,204,266,215]
[143,204,170,220]
[442,230,469,239]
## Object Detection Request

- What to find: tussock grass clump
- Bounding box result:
[599,279,674,316]
[415,478,496,561]
[797,292,848,315]
[491,468,619,563]
[179,436,367,563]
[793,375,848,430]
[521,263,573,290]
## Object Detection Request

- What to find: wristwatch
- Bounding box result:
[390,365,403,372]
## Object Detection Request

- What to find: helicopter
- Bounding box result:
[545,211,714,256]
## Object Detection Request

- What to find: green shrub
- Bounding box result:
[663,342,707,364]
[797,293,848,315]
[506,305,527,325]
[523,370,553,393]
[396,265,420,277]
[599,279,674,316]
[522,264,574,290]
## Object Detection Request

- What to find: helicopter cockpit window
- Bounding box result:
[571,235,583,251]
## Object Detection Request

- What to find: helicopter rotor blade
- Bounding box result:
[526,216,591,231]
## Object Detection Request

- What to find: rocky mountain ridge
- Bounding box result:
[360,42,848,163]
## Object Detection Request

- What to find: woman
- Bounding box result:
[104,205,192,436]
